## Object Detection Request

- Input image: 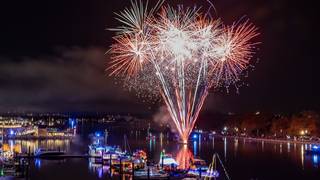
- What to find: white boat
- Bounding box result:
[34,148,65,157]
[88,144,125,161]
[102,153,120,160]
[159,154,179,169]
[134,167,169,179]
[88,145,106,158]
[188,154,231,180]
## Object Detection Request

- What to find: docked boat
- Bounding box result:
[134,167,169,179]
[34,148,65,157]
[132,150,147,169]
[190,158,209,171]
[1,161,16,176]
[89,142,121,154]
[159,153,179,170]
[89,144,110,158]
[188,153,231,180]
[188,158,209,177]
[88,145,105,158]
[0,150,14,161]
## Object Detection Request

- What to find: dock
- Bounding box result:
[16,154,93,159]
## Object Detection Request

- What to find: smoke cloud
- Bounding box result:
[152,106,178,133]
[0,46,146,113]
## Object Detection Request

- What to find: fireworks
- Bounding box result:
[108,0,259,143]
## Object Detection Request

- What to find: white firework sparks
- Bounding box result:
[108,0,259,143]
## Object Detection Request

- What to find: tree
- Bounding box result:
[270,115,290,137]
[287,111,319,136]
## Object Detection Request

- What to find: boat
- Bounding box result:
[34,148,65,157]
[89,143,122,155]
[134,167,169,179]
[88,145,106,158]
[133,150,147,160]
[1,162,16,175]
[190,158,209,171]
[188,153,231,180]
[159,153,178,170]
[188,159,209,178]
[132,150,147,169]
[88,143,145,166]
[0,150,14,161]
[0,156,21,178]
[88,133,148,174]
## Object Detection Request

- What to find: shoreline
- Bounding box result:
[215,135,320,145]
[1,136,74,140]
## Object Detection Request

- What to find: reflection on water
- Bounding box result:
[212,137,215,150]
[88,162,111,179]
[2,139,71,173]
[34,158,43,169]
[1,139,70,154]
[234,138,238,157]
[313,155,319,168]
[176,145,193,169]
[2,136,320,179]
[159,132,163,147]
[193,140,197,156]
[198,134,201,154]
[301,144,305,169]
[223,137,227,161]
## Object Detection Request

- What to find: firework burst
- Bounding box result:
[108,0,259,143]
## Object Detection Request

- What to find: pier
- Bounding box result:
[16,154,93,159]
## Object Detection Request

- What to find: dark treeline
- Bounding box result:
[223,111,320,137]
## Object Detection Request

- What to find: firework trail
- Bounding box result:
[108,0,259,143]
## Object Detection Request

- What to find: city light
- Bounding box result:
[95,132,101,137]
[300,129,309,136]
[9,129,14,136]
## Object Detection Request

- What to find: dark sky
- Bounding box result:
[0,0,318,114]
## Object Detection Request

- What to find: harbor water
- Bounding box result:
[2,132,320,180]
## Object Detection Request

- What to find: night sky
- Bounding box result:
[0,0,318,114]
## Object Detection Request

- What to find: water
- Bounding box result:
[3,134,320,179]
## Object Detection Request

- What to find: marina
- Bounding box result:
[0,0,318,179]
[1,128,320,179]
